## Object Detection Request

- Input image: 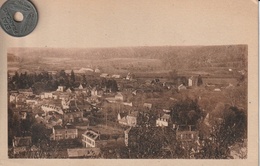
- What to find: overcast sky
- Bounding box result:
[2,0,258,49]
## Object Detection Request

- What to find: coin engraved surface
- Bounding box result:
[0,0,38,37]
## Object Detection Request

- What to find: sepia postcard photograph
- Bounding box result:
[7,46,248,159]
[0,0,258,165]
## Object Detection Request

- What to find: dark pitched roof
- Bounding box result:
[65,125,77,129]
[83,130,100,140]
[177,125,196,131]
[119,112,127,118]
[53,125,76,130]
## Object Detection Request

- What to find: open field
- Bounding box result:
[8,45,247,78]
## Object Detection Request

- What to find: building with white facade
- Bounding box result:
[82,130,100,148]
[156,114,171,127]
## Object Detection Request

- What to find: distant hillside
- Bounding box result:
[8,45,247,73]
[7,53,21,62]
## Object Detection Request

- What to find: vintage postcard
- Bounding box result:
[0,0,258,165]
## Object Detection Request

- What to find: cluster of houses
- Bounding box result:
[9,77,200,157]
[9,81,127,157]
[8,68,242,158]
[118,111,138,126]
[9,88,35,108]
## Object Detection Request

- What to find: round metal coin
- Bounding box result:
[0,0,38,37]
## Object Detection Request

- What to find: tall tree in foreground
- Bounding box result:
[170,99,204,126]
[200,106,247,159]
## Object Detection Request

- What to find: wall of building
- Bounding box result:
[82,135,96,147]
[52,128,78,140]
[156,119,168,127]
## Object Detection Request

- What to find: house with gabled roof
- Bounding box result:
[63,108,83,124]
[15,93,26,103]
[9,92,19,103]
[91,87,103,97]
[50,125,78,141]
[126,111,139,127]
[176,125,199,142]
[115,92,124,101]
[156,113,171,127]
[12,136,32,154]
[40,92,53,99]
[78,84,83,89]
[82,130,100,148]
[57,86,66,92]
[82,128,122,149]
[117,112,128,126]
[178,84,187,91]
[117,110,139,127]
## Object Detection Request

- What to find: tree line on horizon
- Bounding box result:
[8,70,118,94]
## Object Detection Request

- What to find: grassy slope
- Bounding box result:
[8,45,247,75]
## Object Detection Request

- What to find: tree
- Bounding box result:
[45,80,54,91]
[64,74,70,87]
[171,99,204,126]
[160,128,181,158]
[12,71,19,83]
[8,107,20,146]
[82,74,87,85]
[32,82,45,94]
[197,75,203,86]
[128,127,164,158]
[31,123,49,144]
[20,113,34,135]
[169,69,178,80]
[16,72,29,89]
[224,86,247,109]
[217,106,247,146]
[110,80,118,92]
[58,70,66,78]
[105,79,118,92]
[199,106,247,159]
[70,70,76,84]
